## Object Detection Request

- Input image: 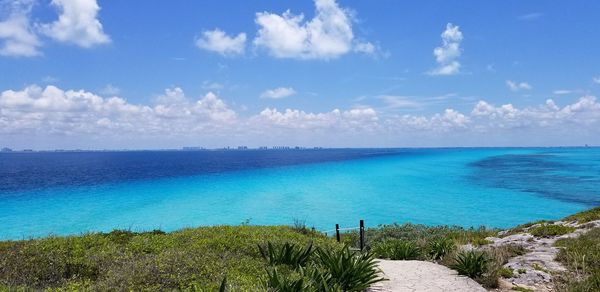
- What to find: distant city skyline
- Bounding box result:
[2,0,600,149]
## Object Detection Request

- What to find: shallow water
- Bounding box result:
[0,148,598,240]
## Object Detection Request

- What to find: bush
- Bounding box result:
[316,246,385,291]
[499,267,514,278]
[564,207,600,223]
[451,250,488,278]
[528,224,575,237]
[258,242,314,268]
[0,226,337,291]
[428,237,455,261]
[373,240,420,260]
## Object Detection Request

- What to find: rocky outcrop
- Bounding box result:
[485,219,600,291]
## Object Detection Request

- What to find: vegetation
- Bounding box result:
[563,206,600,223]
[0,226,337,291]
[528,224,576,237]
[340,223,496,251]
[511,285,534,292]
[372,240,420,260]
[260,244,385,291]
[450,250,489,278]
[499,267,514,278]
[428,237,455,261]
[500,220,551,237]
[1,206,598,291]
[258,242,314,268]
[554,227,600,292]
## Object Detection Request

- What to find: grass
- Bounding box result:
[499,267,514,278]
[528,224,576,237]
[341,223,497,251]
[554,227,600,292]
[501,220,551,237]
[511,285,534,292]
[1,206,598,291]
[563,207,600,223]
[0,226,338,291]
[372,240,420,260]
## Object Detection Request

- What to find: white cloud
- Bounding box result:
[0,85,236,136]
[0,0,41,57]
[429,23,463,76]
[518,12,543,21]
[353,41,375,54]
[255,107,378,131]
[3,84,600,147]
[253,0,372,60]
[378,95,421,109]
[506,80,532,91]
[99,84,120,96]
[41,0,110,47]
[260,87,296,99]
[593,76,600,84]
[202,81,224,91]
[195,29,246,56]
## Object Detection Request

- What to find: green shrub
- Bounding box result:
[428,237,455,260]
[373,240,420,260]
[528,224,575,237]
[511,285,534,292]
[263,267,311,291]
[316,246,385,291]
[0,226,337,291]
[258,242,314,268]
[564,207,600,223]
[499,267,514,278]
[451,250,488,278]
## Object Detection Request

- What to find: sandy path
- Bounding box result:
[368,260,486,292]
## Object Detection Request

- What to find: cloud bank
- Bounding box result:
[2,85,600,148]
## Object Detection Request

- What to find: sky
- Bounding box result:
[1,0,600,149]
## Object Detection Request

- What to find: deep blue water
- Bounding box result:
[0,148,598,240]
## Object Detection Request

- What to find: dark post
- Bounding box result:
[359,220,365,251]
[335,224,340,242]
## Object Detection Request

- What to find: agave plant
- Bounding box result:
[373,240,420,260]
[263,266,343,292]
[451,250,489,278]
[259,242,314,268]
[428,237,455,260]
[263,267,310,292]
[316,245,385,291]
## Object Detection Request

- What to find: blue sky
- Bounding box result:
[1,0,600,149]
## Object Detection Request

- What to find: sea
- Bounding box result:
[1,147,599,240]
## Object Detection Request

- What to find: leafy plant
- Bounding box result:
[451,250,489,278]
[259,242,314,268]
[373,240,420,260]
[499,267,513,278]
[528,224,575,237]
[316,245,385,291]
[263,268,310,292]
[564,206,600,223]
[428,237,455,260]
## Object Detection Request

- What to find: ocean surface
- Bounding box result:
[1,148,599,240]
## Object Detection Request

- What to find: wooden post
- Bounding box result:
[359,220,365,251]
[335,224,340,242]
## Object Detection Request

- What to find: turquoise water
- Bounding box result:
[1,148,598,240]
